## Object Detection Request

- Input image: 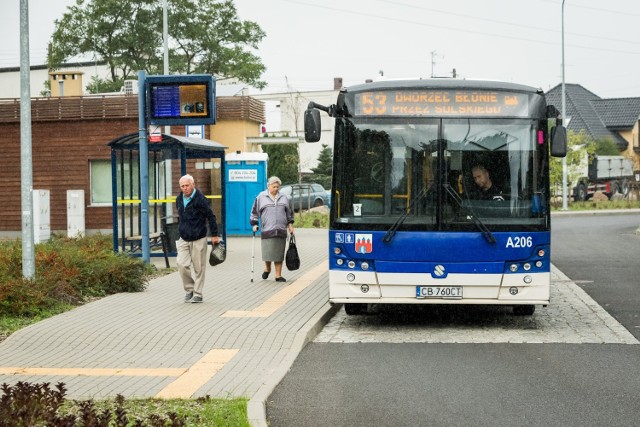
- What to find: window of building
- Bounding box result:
[90,159,166,206]
[90,160,112,205]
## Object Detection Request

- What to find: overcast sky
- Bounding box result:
[2,0,639,98]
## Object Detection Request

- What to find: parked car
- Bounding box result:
[280,183,329,211]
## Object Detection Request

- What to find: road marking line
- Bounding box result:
[155,349,238,399]
[0,367,185,376]
[222,261,327,318]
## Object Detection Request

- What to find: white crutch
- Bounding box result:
[250,231,256,282]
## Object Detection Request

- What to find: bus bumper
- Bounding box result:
[328,270,550,305]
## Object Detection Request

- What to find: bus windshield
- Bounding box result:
[332,117,548,231]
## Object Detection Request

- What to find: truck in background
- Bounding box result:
[572,155,635,201]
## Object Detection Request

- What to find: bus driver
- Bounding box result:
[470,164,505,201]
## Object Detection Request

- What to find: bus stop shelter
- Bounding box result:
[108,133,227,265]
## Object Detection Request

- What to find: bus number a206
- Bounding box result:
[506,236,533,248]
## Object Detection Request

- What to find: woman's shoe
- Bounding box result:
[275,277,286,282]
[262,271,270,280]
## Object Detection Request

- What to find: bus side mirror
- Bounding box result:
[304,109,321,142]
[550,125,567,157]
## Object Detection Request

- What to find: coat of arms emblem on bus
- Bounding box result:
[355,234,373,254]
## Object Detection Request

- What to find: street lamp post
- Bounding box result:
[561,0,568,210]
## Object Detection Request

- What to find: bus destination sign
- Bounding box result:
[354,90,529,117]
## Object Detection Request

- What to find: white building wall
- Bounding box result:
[253,89,338,172]
[0,63,113,98]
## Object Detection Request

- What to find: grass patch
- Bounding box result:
[294,210,329,228]
[59,395,250,426]
[0,382,249,426]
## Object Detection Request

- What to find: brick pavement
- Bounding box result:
[0,228,334,427]
[314,266,639,345]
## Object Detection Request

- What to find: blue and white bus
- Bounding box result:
[304,79,567,315]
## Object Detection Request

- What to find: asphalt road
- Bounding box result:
[551,212,640,339]
[267,212,640,427]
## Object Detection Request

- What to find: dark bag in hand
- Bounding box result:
[209,241,226,266]
[285,234,300,271]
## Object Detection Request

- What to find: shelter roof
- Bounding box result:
[108,132,227,159]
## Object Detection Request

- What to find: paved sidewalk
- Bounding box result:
[0,228,335,427]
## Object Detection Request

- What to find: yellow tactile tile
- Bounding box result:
[0,367,185,376]
[155,348,239,399]
[222,261,327,318]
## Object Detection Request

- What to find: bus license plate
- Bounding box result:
[416,286,463,299]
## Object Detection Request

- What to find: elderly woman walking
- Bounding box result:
[250,176,294,282]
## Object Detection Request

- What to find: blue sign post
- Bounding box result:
[138,71,150,262]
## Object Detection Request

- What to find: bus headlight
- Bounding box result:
[361,262,369,271]
[334,247,342,255]
[523,275,532,284]
[535,260,543,268]
[523,263,531,271]
[348,260,356,269]
[336,259,344,266]
[347,273,355,282]
[510,264,518,272]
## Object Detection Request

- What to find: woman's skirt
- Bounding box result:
[261,237,286,262]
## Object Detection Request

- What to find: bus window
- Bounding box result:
[336,121,438,222]
[443,120,542,221]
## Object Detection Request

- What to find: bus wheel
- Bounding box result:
[513,305,535,316]
[345,303,367,315]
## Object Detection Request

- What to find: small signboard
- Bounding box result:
[186,125,205,139]
[229,169,258,182]
[146,74,216,125]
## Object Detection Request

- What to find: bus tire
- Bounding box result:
[345,303,367,315]
[513,305,535,316]
[575,183,587,201]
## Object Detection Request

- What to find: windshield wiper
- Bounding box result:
[443,183,496,244]
[382,183,434,243]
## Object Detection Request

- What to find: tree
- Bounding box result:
[593,138,621,156]
[303,144,332,189]
[47,0,266,92]
[549,130,595,199]
[168,0,265,86]
[262,144,299,185]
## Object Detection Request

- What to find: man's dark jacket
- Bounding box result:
[176,189,219,241]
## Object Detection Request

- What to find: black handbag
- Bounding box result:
[285,234,300,271]
[209,241,226,266]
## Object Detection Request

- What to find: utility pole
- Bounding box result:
[163,0,173,221]
[561,0,568,210]
[20,0,35,278]
[430,51,444,78]
[430,51,437,78]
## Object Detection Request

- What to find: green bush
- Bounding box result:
[0,235,149,317]
[294,211,329,228]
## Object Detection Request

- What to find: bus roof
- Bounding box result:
[343,79,542,95]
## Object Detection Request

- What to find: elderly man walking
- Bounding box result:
[176,174,220,303]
